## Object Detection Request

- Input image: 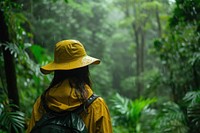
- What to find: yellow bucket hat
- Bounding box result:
[40,40,100,74]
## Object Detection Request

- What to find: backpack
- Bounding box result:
[30,94,99,133]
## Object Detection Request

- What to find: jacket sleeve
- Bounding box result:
[81,97,113,133]
[26,97,44,133]
[95,97,113,133]
[84,97,113,133]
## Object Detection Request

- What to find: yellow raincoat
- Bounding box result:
[26,80,113,133]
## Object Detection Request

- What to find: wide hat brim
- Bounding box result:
[40,55,100,74]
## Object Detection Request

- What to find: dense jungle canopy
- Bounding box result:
[0,0,200,133]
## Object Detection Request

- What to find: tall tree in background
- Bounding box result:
[132,0,146,97]
[0,1,27,132]
[113,0,168,98]
[0,1,19,108]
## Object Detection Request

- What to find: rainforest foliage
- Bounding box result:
[0,0,200,132]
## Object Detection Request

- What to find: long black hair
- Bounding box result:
[46,66,91,101]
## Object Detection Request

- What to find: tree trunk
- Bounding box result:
[139,29,145,93]
[0,8,19,107]
[132,19,147,98]
[132,1,146,98]
[136,34,141,97]
[155,5,162,38]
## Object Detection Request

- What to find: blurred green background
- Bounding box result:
[0,0,200,132]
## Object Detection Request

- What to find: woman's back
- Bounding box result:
[26,40,113,133]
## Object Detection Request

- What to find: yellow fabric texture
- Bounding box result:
[26,80,113,133]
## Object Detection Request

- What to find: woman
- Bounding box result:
[26,40,113,133]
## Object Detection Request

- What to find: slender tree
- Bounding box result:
[0,6,19,107]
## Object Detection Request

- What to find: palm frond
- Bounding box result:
[183,91,200,129]
[183,91,200,107]
[0,102,25,133]
[128,97,156,124]
[187,105,200,126]
[0,42,20,58]
[111,93,156,132]
[155,101,188,133]
[110,93,130,115]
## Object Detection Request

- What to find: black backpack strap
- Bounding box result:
[74,94,99,114]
